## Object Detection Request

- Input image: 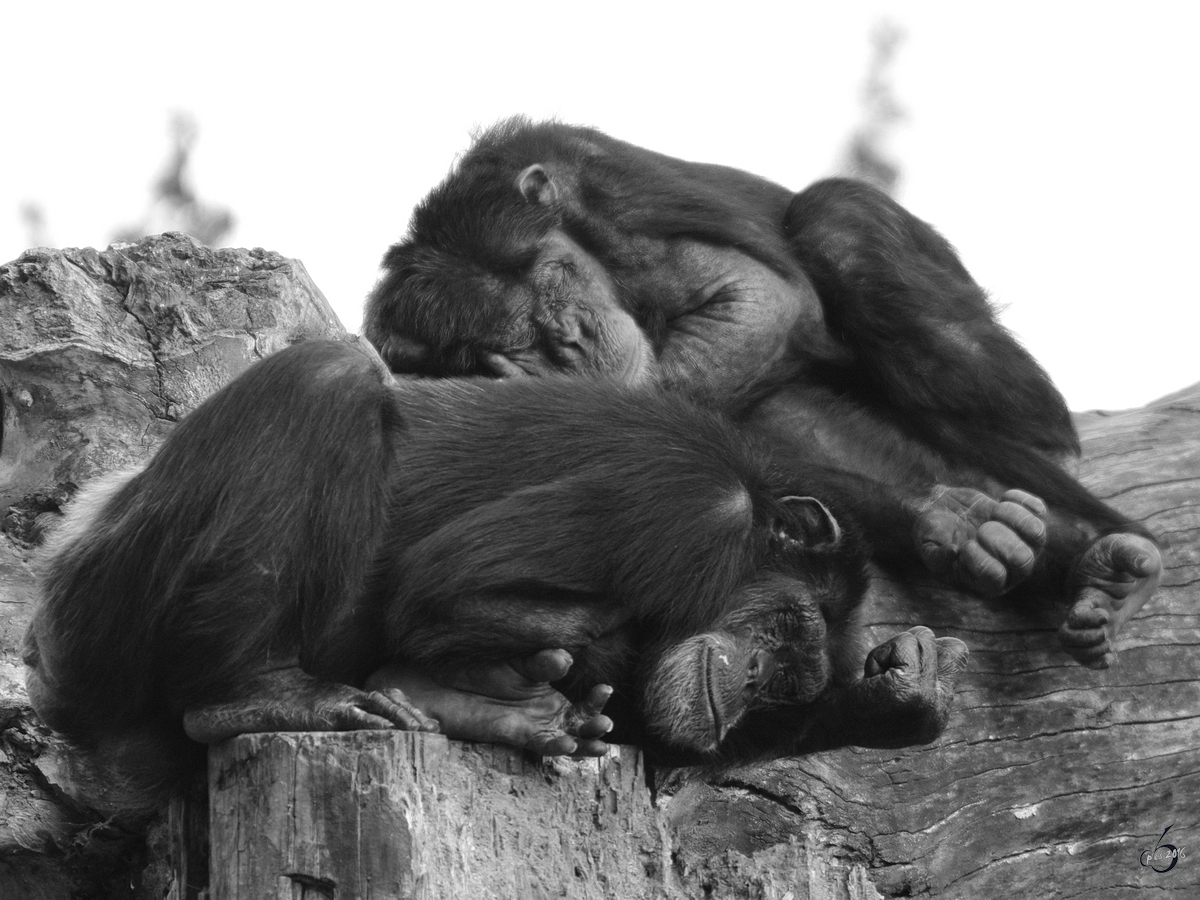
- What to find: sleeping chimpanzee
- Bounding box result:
[24,340,968,809]
[364,118,1162,668]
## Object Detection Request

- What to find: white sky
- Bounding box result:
[2,1,1197,411]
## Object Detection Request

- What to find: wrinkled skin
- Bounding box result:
[366,649,615,757]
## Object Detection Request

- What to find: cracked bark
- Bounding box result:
[1,235,1197,897]
[0,233,344,511]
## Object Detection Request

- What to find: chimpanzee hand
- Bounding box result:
[843,626,970,748]
[366,649,614,758]
[915,487,1047,597]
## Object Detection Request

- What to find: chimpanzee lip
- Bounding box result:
[704,642,722,748]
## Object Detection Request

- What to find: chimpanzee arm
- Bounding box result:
[797,627,969,752]
[385,479,631,670]
[763,448,1049,599]
[376,479,630,756]
[651,242,841,401]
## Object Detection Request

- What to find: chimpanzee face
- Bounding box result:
[472,230,654,384]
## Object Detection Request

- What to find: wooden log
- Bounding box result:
[207,732,664,900]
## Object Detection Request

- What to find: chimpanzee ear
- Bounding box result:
[517,164,559,204]
[776,496,842,547]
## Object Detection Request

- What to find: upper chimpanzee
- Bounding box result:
[364,118,1162,669]
[24,340,967,810]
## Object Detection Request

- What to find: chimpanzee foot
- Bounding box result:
[1060,532,1163,669]
[365,650,614,757]
[182,666,439,743]
[915,486,1048,597]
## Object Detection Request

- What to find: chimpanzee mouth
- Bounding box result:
[704,643,721,744]
[703,642,735,752]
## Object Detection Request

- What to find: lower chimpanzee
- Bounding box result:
[24,340,967,810]
[363,118,1161,668]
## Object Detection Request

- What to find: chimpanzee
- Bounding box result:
[24,340,967,810]
[364,118,1162,668]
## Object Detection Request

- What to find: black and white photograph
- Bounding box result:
[1,2,1196,897]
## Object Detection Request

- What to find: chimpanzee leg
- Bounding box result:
[784,178,1078,463]
[366,650,614,757]
[748,387,1050,597]
[181,663,439,743]
[859,474,1161,666]
[750,381,1160,663]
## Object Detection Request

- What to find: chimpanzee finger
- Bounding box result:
[1058,623,1108,648]
[481,351,526,378]
[1058,620,1114,664]
[910,626,937,674]
[864,630,919,678]
[528,732,579,756]
[332,707,402,732]
[566,684,614,734]
[992,497,1048,549]
[998,489,1048,517]
[957,540,1008,595]
[934,637,970,681]
[975,521,1038,580]
[1066,600,1110,630]
[363,689,441,732]
[581,683,614,714]
[863,638,898,678]
[509,648,574,685]
[1077,649,1116,670]
[570,738,611,758]
[574,714,614,739]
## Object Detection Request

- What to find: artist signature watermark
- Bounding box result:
[1139,825,1186,873]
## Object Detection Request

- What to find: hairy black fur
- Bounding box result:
[26,340,890,805]
[364,117,1155,586]
[367,117,799,373]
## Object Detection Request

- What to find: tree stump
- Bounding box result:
[207,733,661,900]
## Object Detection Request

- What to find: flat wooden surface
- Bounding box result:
[209,731,660,900]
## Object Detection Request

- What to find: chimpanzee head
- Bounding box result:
[364,118,795,383]
[637,494,869,760]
